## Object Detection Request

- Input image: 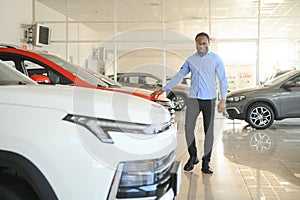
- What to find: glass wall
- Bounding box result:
[34,0,300,89]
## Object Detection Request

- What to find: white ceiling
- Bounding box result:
[36,0,300,40]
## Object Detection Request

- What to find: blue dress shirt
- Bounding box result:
[162,50,227,100]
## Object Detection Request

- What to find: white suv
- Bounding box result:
[0,61,181,200]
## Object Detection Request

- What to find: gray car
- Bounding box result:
[110,72,190,111]
[226,70,300,129]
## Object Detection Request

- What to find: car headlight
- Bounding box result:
[119,151,175,187]
[227,95,246,102]
[63,114,172,144]
[155,100,174,109]
[155,100,175,122]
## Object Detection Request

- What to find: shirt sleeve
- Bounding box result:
[162,60,191,92]
[215,56,228,100]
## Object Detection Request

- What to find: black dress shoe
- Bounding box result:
[184,156,199,171]
[201,167,213,174]
[201,162,213,174]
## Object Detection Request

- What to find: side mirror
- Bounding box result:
[30,74,51,84]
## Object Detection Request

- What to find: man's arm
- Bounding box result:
[215,56,227,113]
[150,60,190,99]
[216,63,228,100]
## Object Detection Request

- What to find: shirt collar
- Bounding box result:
[195,50,211,56]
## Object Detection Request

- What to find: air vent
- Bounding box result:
[21,23,51,47]
[33,23,51,46]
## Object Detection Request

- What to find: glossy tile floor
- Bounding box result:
[174,110,300,200]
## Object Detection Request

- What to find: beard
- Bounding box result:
[197,47,208,56]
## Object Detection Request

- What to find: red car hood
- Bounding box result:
[71,77,169,102]
[83,69,168,102]
[102,86,169,102]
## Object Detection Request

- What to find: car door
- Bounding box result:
[278,74,300,118]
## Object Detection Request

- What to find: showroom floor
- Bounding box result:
[174,110,300,200]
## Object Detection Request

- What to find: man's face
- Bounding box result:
[195,36,209,56]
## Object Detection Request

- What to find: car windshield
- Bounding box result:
[0,61,36,85]
[40,54,109,88]
[89,71,122,88]
[264,71,295,86]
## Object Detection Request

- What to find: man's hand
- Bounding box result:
[150,89,164,99]
[217,100,226,113]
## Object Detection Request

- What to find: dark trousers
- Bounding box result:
[185,98,216,162]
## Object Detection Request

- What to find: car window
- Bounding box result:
[0,54,25,73]
[0,61,36,85]
[291,75,300,87]
[0,53,73,85]
[128,76,139,84]
[23,60,72,85]
[25,60,49,77]
[139,76,146,84]
[118,76,126,82]
[145,76,158,84]
[1,60,15,68]
[264,71,297,86]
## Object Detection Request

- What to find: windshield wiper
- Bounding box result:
[108,84,121,88]
[18,81,27,85]
[97,84,109,88]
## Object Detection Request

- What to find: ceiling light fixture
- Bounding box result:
[263,0,284,4]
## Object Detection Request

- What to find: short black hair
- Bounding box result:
[195,32,210,42]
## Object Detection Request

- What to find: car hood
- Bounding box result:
[0,85,170,124]
[115,86,170,102]
[227,85,270,96]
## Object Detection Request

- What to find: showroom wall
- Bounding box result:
[32,0,300,89]
[0,0,32,45]
[0,0,97,68]
[1,0,300,90]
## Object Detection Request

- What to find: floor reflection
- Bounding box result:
[222,120,300,199]
[175,113,300,200]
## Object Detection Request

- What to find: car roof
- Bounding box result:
[0,44,21,49]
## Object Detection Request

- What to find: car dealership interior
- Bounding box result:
[1,0,300,199]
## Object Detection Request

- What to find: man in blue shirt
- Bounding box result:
[150,32,227,174]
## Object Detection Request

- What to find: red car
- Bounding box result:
[0,44,174,115]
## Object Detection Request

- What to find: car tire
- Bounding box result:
[169,93,187,111]
[246,103,275,129]
[0,174,38,200]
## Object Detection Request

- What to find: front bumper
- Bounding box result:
[225,106,245,120]
[108,160,182,200]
